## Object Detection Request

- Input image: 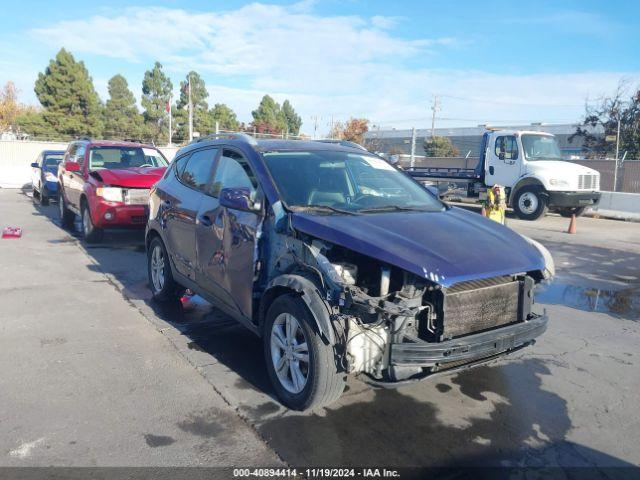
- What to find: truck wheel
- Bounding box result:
[58,191,76,229]
[81,203,104,243]
[264,294,346,411]
[513,186,548,221]
[147,236,181,302]
[558,207,585,218]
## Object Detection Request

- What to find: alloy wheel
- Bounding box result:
[270,313,310,394]
[150,245,165,293]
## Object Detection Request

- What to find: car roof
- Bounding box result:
[73,139,157,149]
[42,150,66,155]
[177,138,370,157]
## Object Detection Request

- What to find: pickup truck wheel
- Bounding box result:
[264,294,346,411]
[513,186,548,221]
[81,204,103,243]
[58,192,76,229]
[558,207,586,218]
[147,237,180,302]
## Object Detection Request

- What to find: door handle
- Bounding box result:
[198,214,213,227]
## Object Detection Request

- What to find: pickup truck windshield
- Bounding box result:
[522,135,563,161]
[89,147,168,170]
[263,150,444,214]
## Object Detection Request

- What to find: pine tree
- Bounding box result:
[251,95,286,134]
[423,136,459,157]
[141,61,173,143]
[175,71,211,139]
[104,74,143,140]
[210,103,239,131]
[34,48,104,138]
[281,100,302,136]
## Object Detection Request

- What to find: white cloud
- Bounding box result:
[25,2,639,135]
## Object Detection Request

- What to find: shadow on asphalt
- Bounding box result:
[23,191,636,469]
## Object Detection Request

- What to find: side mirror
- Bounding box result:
[65,161,81,172]
[498,152,505,161]
[31,162,39,168]
[219,187,259,212]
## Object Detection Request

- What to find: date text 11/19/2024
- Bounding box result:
[233,468,400,478]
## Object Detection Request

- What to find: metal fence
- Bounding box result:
[395,155,640,194]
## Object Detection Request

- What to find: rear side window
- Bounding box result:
[210,149,257,197]
[495,136,518,160]
[75,145,87,168]
[179,148,218,192]
[66,144,78,162]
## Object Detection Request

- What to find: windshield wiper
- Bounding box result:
[357,205,429,213]
[290,205,358,215]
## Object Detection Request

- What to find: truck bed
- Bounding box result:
[405,166,481,181]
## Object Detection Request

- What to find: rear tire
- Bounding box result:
[58,191,75,229]
[147,236,181,302]
[40,191,50,206]
[263,294,345,411]
[558,207,585,218]
[81,202,103,244]
[513,186,548,221]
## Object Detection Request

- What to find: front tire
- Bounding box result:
[58,191,75,229]
[81,203,103,243]
[147,236,180,302]
[264,294,345,411]
[513,186,548,221]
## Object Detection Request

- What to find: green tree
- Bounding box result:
[142,61,173,143]
[104,74,143,140]
[175,71,212,139]
[251,94,286,134]
[34,48,103,138]
[210,103,239,131]
[423,136,459,157]
[281,100,302,136]
[15,108,56,139]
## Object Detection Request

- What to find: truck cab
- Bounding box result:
[481,130,601,220]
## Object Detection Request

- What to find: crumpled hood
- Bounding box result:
[91,167,166,188]
[291,207,545,288]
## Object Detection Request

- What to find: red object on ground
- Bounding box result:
[2,227,22,239]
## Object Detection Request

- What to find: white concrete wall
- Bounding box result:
[0,140,179,188]
[587,191,640,221]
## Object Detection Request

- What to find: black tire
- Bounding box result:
[40,191,50,206]
[58,190,76,229]
[513,186,548,221]
[81,202,104,244]
[558,207,586,218]
[147,236,181,302]
[263,294,345,411]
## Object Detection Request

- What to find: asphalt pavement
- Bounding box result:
[1,189,639,470]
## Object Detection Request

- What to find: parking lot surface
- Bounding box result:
[1,189,639,469]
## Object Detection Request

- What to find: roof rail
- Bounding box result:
[192,132,258,146]
[315,139,368,151]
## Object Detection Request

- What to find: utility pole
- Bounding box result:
[187,73,193,142]
[613,116,621,192]
[311,116,319,139]
[430,95,440,138]
[410,127,417,168]
[215,121,219,135]
[167,93,172,146]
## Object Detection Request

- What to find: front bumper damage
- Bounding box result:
[390,313,548,366]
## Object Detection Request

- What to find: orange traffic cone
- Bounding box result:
[567,214,577,234]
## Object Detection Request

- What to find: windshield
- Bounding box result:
[89,146,168,170]
[521,135,562,161]
[43,154,63,174]
[262,150,444,214]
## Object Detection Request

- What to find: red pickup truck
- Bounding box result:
[58,139,169,243]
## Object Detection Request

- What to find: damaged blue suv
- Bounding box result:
[146,134,553,410]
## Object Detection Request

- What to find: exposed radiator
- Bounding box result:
[441,280,521,339]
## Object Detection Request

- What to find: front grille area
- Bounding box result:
[578,174,600,190]
[441,279,521,339]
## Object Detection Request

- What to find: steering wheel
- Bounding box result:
[138,163,153,168]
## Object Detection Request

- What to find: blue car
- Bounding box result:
[31,150,65,205]
[145,134,554,410]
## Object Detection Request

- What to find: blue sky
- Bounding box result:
[1,0,638,135]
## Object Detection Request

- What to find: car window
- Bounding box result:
[76,145,87,168]
[43,154,63,173]
[173,153,191,179]
[495,136,518,160]
[210,149,257,198]
[179,148,218,192]
[66,144,78,163]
